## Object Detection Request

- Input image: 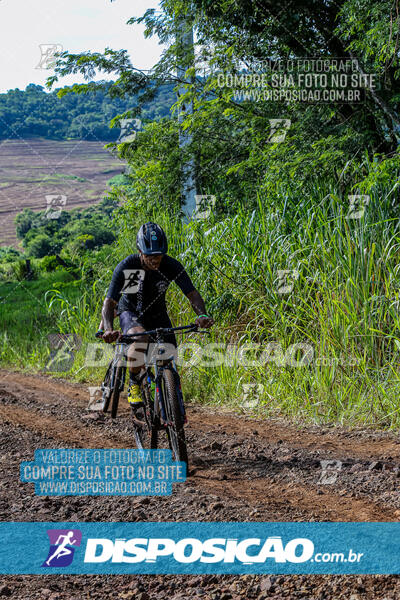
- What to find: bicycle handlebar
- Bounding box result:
[95,323,210,342]
[118,323,204,344]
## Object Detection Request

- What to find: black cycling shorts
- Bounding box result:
[119,310,177,348]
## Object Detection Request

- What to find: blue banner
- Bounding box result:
[0,522,399,574]
[20,449,186,496]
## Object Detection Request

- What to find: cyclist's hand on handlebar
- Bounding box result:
[195,315,214,329]
[102,329,120,343]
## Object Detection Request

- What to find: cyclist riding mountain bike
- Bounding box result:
[101,222,214,408]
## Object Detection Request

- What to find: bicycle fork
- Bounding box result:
[113,343,127,392]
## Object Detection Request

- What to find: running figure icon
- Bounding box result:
[42,528,82,568]
[46,531,77,565]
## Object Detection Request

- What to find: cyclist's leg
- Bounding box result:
[119,311,149,378]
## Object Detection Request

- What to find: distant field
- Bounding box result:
[0,138,123,247]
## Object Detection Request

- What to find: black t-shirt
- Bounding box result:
[106,254,195,317]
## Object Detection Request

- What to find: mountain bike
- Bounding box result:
[98,323,207,472]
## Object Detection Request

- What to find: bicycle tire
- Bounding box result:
[101,362,113,413]
[111,365,125,419]
[131,380,158,450]
[131,378,158,450]
[161,368,189,470]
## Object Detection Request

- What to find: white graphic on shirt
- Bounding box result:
[156,280,169,294]
[121,269,145,294]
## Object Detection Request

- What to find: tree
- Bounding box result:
[15,208,36,238]
[25,234,54,258]
[0,82,175,140]
[0,246,22,261]
[41,0,400,216]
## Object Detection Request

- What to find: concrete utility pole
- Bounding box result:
[176,15,197,220]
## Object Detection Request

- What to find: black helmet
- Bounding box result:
[136,222,168,255]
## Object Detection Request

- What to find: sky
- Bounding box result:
[0,0,163,93]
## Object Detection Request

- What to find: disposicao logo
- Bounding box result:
[42,529,82,568]
[83,536,314,564]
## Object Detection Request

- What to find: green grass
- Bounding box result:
[4,174,87,184]
[0,271,84,370]
[1,179,400,429]
[143,185,400,428]
[50,173,87,182]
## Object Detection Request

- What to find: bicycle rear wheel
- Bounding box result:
[161,368,189,470]
[110,365,125,419]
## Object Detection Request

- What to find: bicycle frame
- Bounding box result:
[119,324,204,424]
[99,323,209,466]
[139,337,186,425]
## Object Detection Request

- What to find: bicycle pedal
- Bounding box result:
[130,403,145,420]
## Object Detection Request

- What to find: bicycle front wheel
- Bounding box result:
[101,362,113,413]
[110,365,125,419]
[131,378,157,450]
[161,368,189,469]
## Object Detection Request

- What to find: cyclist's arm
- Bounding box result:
[102,260,127,342]
[186,289,214,328]
[102,297,117,332]
[97,307,117,333]
[186,289,206,315]
[171,258,214,328]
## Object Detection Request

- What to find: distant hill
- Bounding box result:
[0,82,175,141]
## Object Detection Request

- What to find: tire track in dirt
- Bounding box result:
[192,469,397,521]
[0,378,398,522]
[2,369,400,462]
[0,404,127,449]
[1,405,394,522]
[1,371,400,598]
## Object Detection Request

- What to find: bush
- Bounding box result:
[107,174,131,186]
[40,255,59,272]
[25,234,54,258]
[12,259,36,281]
[0,246,22,262]
[15,208,35,239]
[0,263,14,281]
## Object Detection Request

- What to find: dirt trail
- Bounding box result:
[0,369,399,599]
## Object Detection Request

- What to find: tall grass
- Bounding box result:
[160,185,400,428]
[2,178,400,428]
[0,271,83,369]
